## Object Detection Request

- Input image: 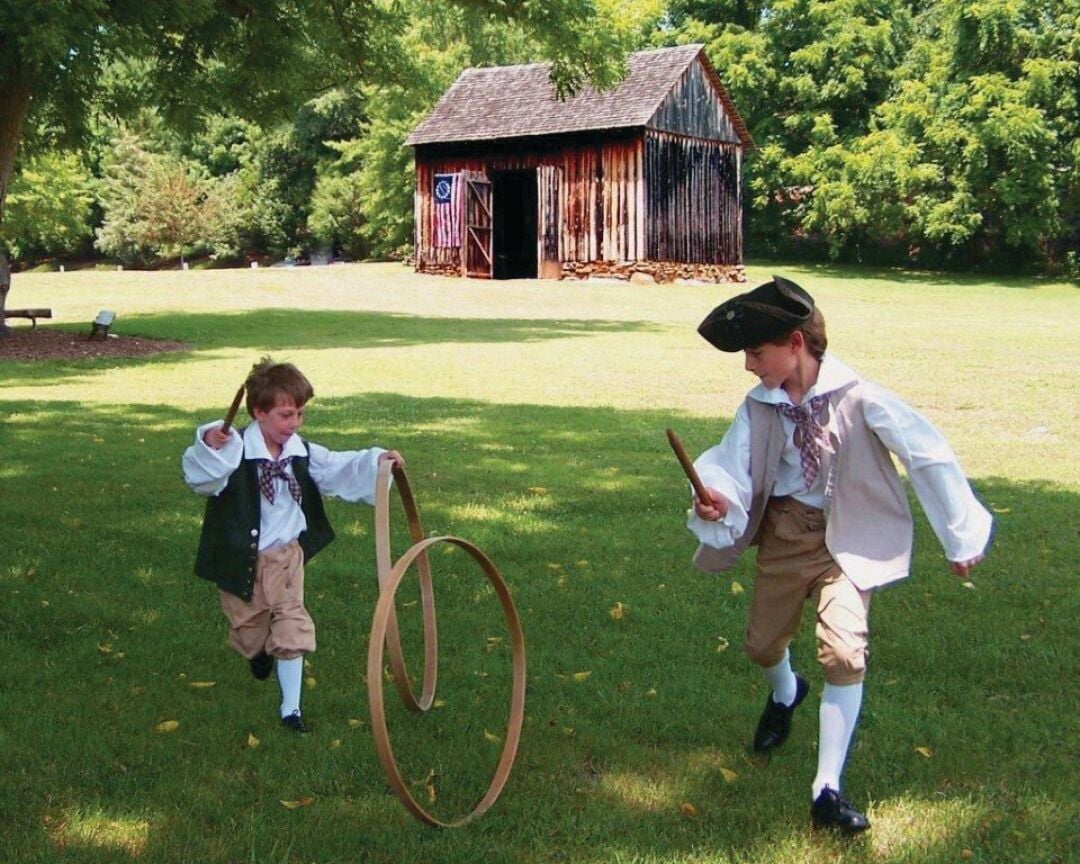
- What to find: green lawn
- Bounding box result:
[1,262,1077,863]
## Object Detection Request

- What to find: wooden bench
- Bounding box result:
[3,308,53,329]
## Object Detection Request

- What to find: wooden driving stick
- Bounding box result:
[220,385,245,434]
[665,428,711,505]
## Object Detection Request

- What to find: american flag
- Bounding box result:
[433,173,462,247]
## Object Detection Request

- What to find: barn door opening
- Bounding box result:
[492,169,538,280]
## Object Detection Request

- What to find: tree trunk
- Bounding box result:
[0,73,33,337]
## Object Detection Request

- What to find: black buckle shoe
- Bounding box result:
[752,674,808,753]
[281,711,310,734]
[249,652,274,680]
[811,787,870,834]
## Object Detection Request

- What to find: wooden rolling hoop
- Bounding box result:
[368,461,527,828]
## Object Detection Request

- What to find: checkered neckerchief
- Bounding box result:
[258,457,302,505]
[776,395,831,490]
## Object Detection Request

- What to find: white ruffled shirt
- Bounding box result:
[688,355,992,564]
[182,421,385,553]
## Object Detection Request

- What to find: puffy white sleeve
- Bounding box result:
[307,442,386,505]
[862,384,994,562]
[686,401,754,549]
[181,421,244,496]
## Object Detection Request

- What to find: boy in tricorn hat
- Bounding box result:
[686,276,993,833]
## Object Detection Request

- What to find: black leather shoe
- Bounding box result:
[752,674,809,753]
[281,711,310,734]
[249,652,274,680]
[811,787,870,834]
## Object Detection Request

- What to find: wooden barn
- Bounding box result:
[406,43,753,283]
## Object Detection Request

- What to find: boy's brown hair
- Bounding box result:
[244,356,314,415]
[771,308,828,360]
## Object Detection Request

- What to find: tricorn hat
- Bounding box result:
[697,275,815,352]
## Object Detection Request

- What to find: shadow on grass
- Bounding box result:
[0,308,663,388]
[1,394,1076,863]
[117,308,662,351]
[747,257,1071,290]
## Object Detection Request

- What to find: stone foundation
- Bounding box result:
[415,259,747,283]
[560,260,746,283]
[416,261,461,277]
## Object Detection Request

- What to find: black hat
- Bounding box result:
[697,275,815,352]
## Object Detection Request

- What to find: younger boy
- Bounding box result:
[182,357,402,733]
[686,276,993,833]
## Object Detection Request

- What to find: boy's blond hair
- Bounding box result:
[244,356,314,415]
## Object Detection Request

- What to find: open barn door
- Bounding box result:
[537,165,562,279]
[463,171,492,278]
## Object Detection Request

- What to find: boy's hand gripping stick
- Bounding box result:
[665,428,711,505]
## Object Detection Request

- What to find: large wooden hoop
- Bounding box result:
[368,465,527,827]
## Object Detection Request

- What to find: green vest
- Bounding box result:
[194,443,335,600]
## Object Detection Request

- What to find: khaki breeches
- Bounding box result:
[219,540,316,661]
[745,497,870,686]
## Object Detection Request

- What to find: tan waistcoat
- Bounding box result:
[693,381,914,591]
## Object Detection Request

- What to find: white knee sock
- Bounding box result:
[762,649,798,706]
[812,681,863,799]
[277,656,304,718]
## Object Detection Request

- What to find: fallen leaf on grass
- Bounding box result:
[280,796,314,810]
[485,636,503,651]
[645,688,657,698]
[434,699,447,708]
[189,681,216,689]
[961,581,975,589]
[305,677,316,689]
[915,746,933,759]
[609,602,625,620]
[680,802,698,818]
[245,733,260,749]
[155,720,180,734]
[730,581,744,595]
[98,643,113,654]
[715,637,730,652]
[483,729,501,744]
[572,671,591,682]
[347,718,364,728]
[719,767,738,784]
[329,739,341,750]
[421,769,438,803]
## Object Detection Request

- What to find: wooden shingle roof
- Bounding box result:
[406,44,752,148]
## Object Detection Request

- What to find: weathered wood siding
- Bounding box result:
[644,131,741,265]
[649,58,742,143]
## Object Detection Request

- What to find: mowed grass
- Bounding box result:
[1,262,1077,863]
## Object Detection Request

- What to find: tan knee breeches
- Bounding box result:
[219,541,316,661]
[744,497,870,685]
